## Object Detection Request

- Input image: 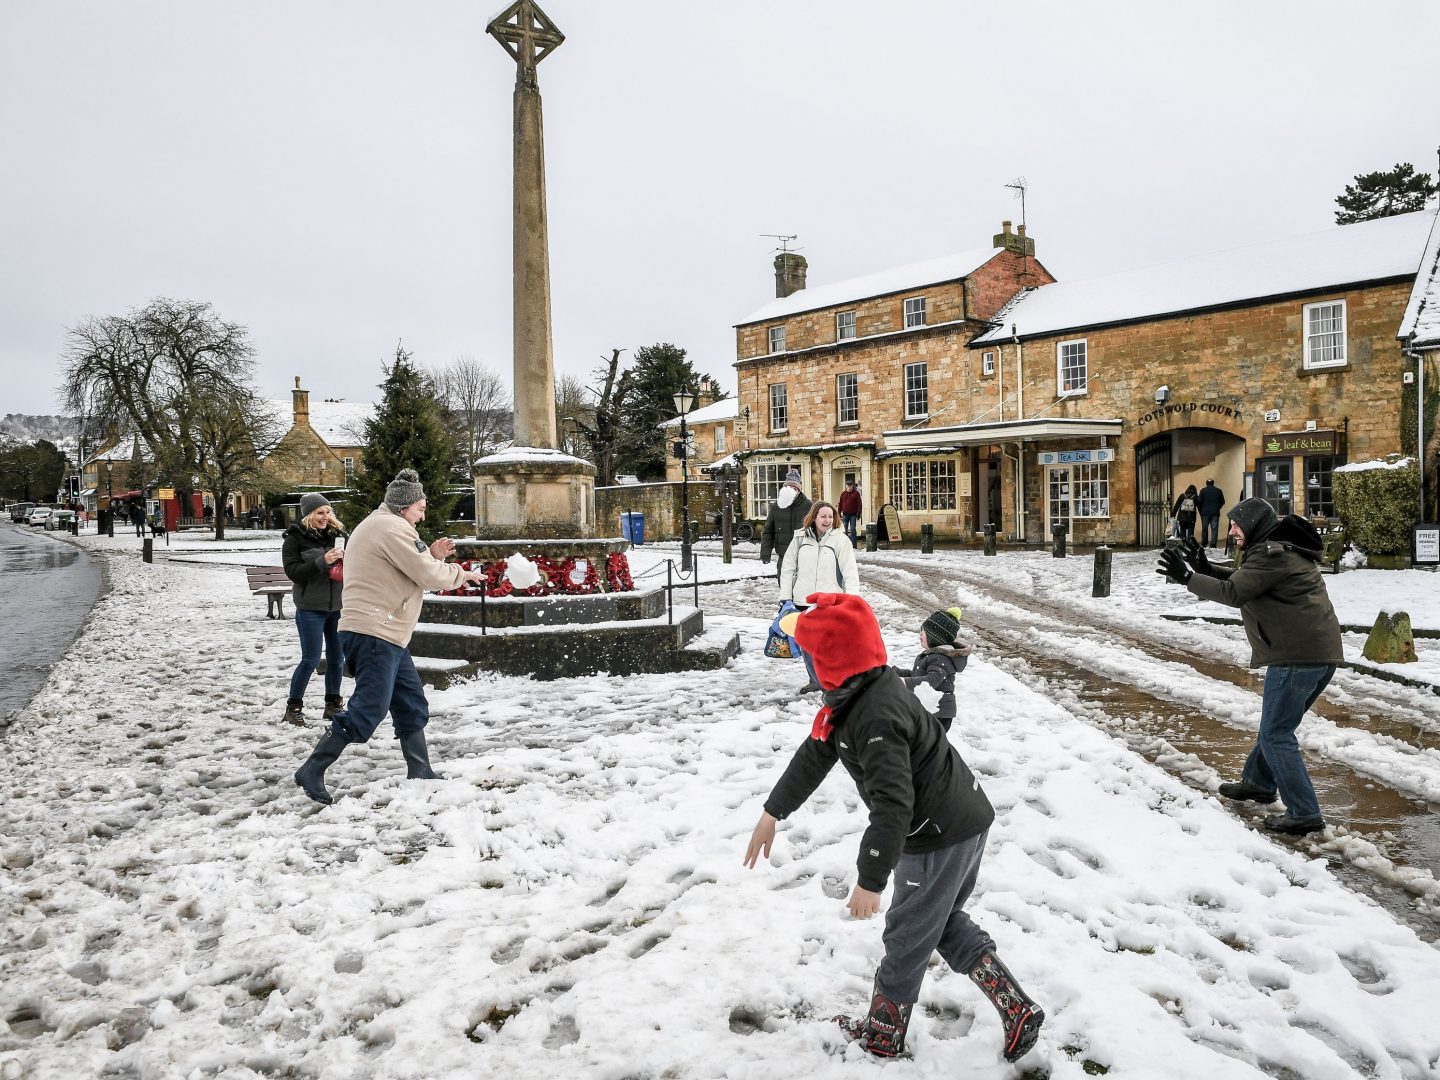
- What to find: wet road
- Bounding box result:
[0,523,102,725]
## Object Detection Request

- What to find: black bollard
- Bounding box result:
[983,522,996,556]
[142,538,153,564]
[1051,521,1067,558]
[920,522,934,554]
[865,522,878,552]
[1092,546,1112,597]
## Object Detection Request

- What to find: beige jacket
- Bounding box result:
[338,507,467,647]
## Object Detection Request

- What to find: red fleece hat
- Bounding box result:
[793,593,888,691]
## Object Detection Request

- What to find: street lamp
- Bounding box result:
[673,388,696,572]
[104,460,114,537]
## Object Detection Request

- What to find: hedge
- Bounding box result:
[1333,456,1419,557]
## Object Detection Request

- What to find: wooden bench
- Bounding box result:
[245,566,292,619]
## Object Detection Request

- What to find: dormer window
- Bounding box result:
[768,326,786,354]
[904,296,927,328]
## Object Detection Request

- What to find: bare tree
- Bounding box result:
[58,297,277,538]
[431,355,512,472]
[191,393,295,540]
[554,372,593,457]
[566,350,633,486]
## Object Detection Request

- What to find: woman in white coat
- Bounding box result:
[779,501,859,692]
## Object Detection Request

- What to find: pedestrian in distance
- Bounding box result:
[1171,484,1199,541]
[897,606,970,732]
[128,502,145,537]
[779,500,859,694]
[838,477,863,546]
[1196,478,1226,548]
[744,594,1044,1063]
[280,492,348,726]
[759,468,811,575]
[294,469,486,805]
[1156,497,1342,835]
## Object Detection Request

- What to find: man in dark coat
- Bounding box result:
[743,594,1044,1063]
[1195,479,1226,548]
[1157,498,1342,835]
[759,468,811,573]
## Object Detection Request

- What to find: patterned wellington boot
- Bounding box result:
[969,951,1044,1063]
[833,982,913,1058]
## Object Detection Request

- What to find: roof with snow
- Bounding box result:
[1398,206,1440,348]
[267,399,374,447]
[973,210,1434,345]
[659,398,738,429]
[737,245,1006,326]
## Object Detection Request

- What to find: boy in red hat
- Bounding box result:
[743,593,1044,1062]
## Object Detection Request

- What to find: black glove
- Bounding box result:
[1156,547,1191,585]
[1181,538,1213,577]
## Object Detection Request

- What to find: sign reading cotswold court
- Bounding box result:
[1263,430,1338,455]
[1136,401,1244,427]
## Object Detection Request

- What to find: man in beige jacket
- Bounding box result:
[295,469,483,804]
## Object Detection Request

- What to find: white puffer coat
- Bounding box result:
[779,526,859,603]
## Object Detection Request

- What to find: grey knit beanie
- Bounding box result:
[384,468,426,513]
[1227,497,1277,543]
[921,606,963,648]
[298,492,330,518]
[784,468,802,486]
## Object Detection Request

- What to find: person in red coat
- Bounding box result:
[838,478,863,545]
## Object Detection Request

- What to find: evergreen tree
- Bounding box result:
[1334,163,1436,224]
[352,345,457,538]
[615,343,705,481]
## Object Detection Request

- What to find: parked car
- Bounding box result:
[47,509,77,531]
[9,502,36,523]
[27,507,53,528]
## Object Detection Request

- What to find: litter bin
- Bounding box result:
[620,511,645,545]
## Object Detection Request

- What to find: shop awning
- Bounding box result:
[881,417,1124,452]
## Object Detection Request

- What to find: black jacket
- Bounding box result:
[900,645,971,724]
[1172,491,1199,523]
[1186,515,1342,668]
[764,666,994,892]
[1195,484,1225,516]
[759,491,812,565]
[281,523,346,613]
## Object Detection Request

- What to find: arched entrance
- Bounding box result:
[1135,428,1247,545]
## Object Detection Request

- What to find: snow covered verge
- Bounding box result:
[2,549,1439,1079]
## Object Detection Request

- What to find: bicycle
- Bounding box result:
[689,511,755,543]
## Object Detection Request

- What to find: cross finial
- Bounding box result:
[487,0,564,88]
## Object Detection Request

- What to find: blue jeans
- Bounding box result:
[876,830,995,1003]
[289,609,342,700]
[329,631,429,743]
[1243,664,1335,821]
[842,513,860,542]
[1201,514,1222,547]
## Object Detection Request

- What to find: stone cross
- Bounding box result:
[487,0,564,449]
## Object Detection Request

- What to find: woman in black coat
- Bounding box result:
[280,493,346,725]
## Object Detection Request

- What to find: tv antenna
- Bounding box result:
[760,233,800,254]
[1004,177,1028,228]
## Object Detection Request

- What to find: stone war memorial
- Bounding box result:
[403,0,738,681]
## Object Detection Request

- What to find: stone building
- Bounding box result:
[267,378,373,492]
[1398,208,1440,518]
[732,223,1053,530]
[733,210,1435,544]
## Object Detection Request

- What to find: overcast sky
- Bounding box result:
[2,0,1437,417]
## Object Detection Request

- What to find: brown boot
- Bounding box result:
[282,699,305,726]
[322,695,344,720]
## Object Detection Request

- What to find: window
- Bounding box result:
[1072,463,1110,518]
[982,351,996,376]
[1058,339,1088,396]
[1305,455,1339,518]
[749,461,803,519]
[1303,300,1346,369]
[904,362,928,419]
[769,383,788,432]
[837,373,859,425]
[836,311,856,341]
[887,459,957,511]
[343,456,355,483]
[768,325,786,354]
[714,426,726,455]
[904,296,927,328]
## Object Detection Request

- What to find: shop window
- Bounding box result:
[1072,462,1110,518]
[1305,455,1339,518]
[1303,300,1346,369]
[904,362,928,419]
[1058,339,1088,396]
[887,459,956,511]
[1257,457,1293,516]
[749,461,803,519]
[837,373,858,425]
[769,383,788,433]
[836,311,856,341]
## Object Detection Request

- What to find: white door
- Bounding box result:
[1045,466,1072,540]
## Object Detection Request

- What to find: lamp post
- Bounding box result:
[104,460,114,538]
[673,388,696,572]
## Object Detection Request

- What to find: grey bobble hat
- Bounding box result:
[784,468,802,486]
[383,468,426,513]
[1227,497,1277,543]
[922,606,964,648]
[299,492,330,518]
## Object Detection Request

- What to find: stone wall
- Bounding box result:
[595,483,725,541]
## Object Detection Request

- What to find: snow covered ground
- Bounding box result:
[3,534,1439,1079]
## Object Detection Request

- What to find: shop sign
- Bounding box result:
[878,503,904,544]
[1137,402,1243,426]
[1415,525,1440,565]
[157,487,175,500]
[1262,429,1337,455]
[1038,449,1115,465]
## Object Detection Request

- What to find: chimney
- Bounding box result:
[292,376,310,427]
[774,252,808,299]
[696,375,715,407]
[993,219,1036,257]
